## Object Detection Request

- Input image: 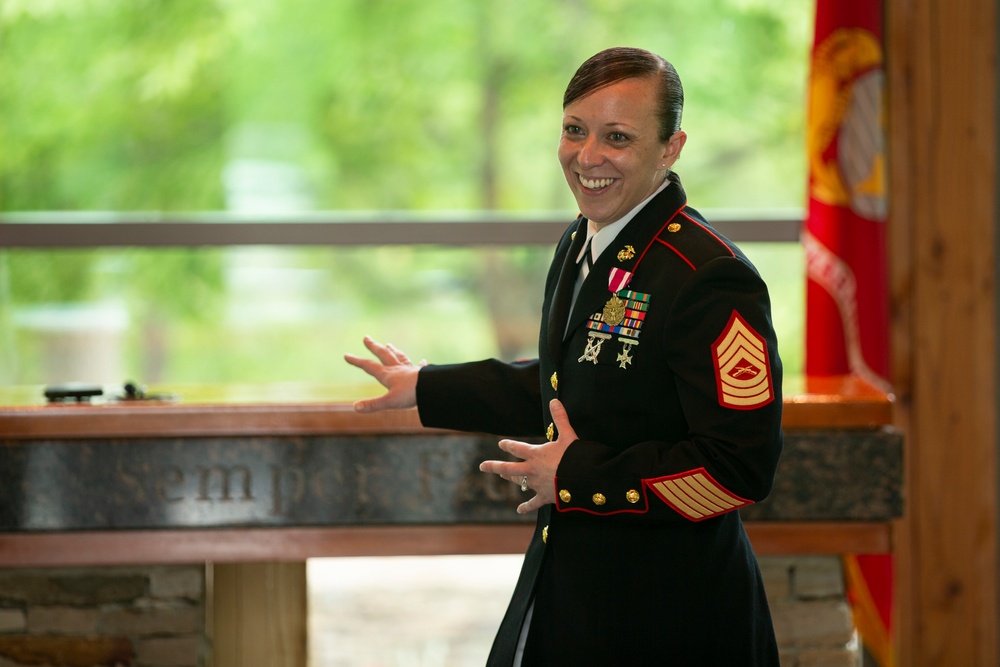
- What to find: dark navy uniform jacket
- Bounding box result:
[417,173,783,666]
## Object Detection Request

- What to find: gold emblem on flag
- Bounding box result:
[602,295,626,327]
[808,28,886,220]
[617,245,635,261]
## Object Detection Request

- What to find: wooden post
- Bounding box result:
[887,0,1000,663]
[210,562,307,667]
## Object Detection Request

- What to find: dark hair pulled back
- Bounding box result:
[563,47,683,142]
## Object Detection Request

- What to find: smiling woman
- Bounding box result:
[344,46,788,666]
[559,74,686,226]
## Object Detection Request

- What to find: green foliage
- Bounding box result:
[0,0,811,386]
[1,0,810,213]
[4,251,97,303]
[0,0,230,211]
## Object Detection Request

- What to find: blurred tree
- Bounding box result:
[0,0,810,384]
[0,0,229,382]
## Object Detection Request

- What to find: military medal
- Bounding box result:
[617,337,637,369]
[602,295,626,327]
[601,267,632,327]
[586,290,650,369]
[578,332,611,364]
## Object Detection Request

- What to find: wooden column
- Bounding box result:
[210,562,307,667]
[886,0,1000,664]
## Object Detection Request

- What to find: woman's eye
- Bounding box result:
[609,132,629,143]
[563,124,583,135]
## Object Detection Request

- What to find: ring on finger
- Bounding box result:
[520,475,529,492]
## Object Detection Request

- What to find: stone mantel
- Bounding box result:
[0,376,901,567]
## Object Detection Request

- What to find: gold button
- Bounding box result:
[550,372,558,391]
[542,525,549,543]
[559,489,572,503]
[546,423,555,441]
[592,493,607,506]
[626,489,640,504]
[667,222,681,233]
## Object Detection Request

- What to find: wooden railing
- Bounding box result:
[0,375,900,567]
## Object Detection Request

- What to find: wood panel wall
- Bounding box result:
[886,0,1000,664]
[211,563,307,667]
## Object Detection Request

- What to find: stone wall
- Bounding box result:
[763,556,860,667]
[0,566,205,667]
[0,556,857,667]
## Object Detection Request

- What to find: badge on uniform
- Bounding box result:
[617,337,637,368]
[713,310,774,409]
[648,466,752,521]
[581,283,650,368]
[578,332,610,364]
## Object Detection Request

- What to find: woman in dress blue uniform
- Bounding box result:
[345,47,783,666]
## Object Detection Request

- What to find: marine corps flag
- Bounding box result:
[803,0,893,665]
[805,0,889,387]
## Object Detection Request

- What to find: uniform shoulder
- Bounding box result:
[652,206,742,271]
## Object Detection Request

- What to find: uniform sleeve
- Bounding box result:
[553,256,783,522]
[416,358,545,438]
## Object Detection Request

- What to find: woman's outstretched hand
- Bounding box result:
[343,336,425,413]
[480,399,578,514]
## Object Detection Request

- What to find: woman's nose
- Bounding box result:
[577,136,604,168]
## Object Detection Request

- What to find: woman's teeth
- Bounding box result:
[579,175,614,190]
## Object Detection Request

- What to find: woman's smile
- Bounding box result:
[577,174,618,191]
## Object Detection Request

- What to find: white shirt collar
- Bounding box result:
[576,176,673,265]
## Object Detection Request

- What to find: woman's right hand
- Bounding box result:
[343,336,424,412]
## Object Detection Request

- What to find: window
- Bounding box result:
[0,0,810,391]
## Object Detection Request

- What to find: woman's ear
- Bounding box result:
[662,131,688,168]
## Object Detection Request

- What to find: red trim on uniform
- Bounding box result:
[553,477,651,516]
[653,238,697,270]
[645,207,738,274]
[645,467,753,521]
[554,504,649,517]
[678,211,736,258]
[629,202,687,275]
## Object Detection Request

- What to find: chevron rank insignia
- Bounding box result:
[648,467,752,521]
[712,310,774,410]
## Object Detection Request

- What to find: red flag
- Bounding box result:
[805,0,889,389]
[804,0,893,665]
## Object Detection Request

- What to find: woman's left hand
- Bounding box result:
[480,398,578,514]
